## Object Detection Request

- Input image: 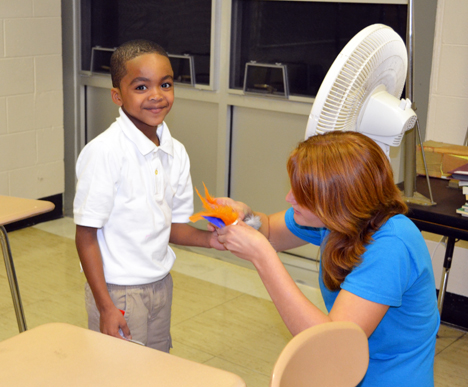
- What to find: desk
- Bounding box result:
[402,177,468,317]
[0,196,55,332]
[0,323,246,387]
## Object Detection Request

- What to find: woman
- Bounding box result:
[216,131,439,386]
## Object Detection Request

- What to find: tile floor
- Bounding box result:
[1,217,467,386]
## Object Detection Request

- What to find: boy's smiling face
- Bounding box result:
[111,53,174,133]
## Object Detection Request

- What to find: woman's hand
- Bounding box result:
[208,229,227,251]
[214,197,252,221]
[216,220,275,264]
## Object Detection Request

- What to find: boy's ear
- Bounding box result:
[111,88,123,107]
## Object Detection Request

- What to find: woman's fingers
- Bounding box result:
[217,221,266,261]
[216,222,237,247]
[214,198,250,221]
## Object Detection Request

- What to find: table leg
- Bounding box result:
[437,236,455,317]
[0,225,27,332]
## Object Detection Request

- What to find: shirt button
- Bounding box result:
[155,169,158,175]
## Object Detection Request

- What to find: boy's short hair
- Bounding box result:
[110,40,169,88]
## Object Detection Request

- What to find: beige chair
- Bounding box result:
[270,321,369,387]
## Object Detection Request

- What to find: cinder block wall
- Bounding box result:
[0,0,64,199]
[426,0,468,144]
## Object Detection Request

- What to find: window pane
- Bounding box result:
[230,1,407,97]
[81,0,212,85]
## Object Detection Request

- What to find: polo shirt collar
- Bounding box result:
[117,108,174,157]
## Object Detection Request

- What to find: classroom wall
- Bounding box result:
[0,0,64,199]
[426,0,468,143]
[423,0,468,298]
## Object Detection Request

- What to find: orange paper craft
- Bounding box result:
[189,183,238,226]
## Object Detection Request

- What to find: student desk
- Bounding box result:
[402,177,468,317]
[0,196,55,332]
[0,323,247,387]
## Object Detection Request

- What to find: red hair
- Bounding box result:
[287,131,407,290]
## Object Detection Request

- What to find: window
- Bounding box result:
[81,0,212,85]
[230,0,407,98]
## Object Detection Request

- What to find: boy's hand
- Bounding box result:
[99,306,132,340]
[208,229,227,251]
[170,222,226,251]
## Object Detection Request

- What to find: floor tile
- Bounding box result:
[434,332,468,386]
[217,323,292,376]
[32,216,77,239]
[436,324,466,355]
[204,356,271,387]
[172,271,243,325]
[170,339,216,364]
[0,305,21,342]
[171,294,287,357]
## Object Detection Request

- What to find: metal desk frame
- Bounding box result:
[0,196,55,332]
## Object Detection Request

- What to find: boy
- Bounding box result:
[74,40,222,352]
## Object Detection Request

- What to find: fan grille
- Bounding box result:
[308,25,408,137]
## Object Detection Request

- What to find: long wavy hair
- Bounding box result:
[287,131,407,291]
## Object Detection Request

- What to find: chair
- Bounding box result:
[270,321,369,387]
[0,196,54,332]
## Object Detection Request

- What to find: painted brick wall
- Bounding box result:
[426,0,468,144]
[0,0,64,199]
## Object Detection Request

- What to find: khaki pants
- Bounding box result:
[85,274,173,352]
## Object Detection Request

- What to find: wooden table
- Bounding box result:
[0,323,247,387]
[0,196,55,332]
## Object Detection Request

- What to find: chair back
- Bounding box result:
[270,321,369,387]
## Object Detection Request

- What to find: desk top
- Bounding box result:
[402,177,468,239]
[0,323,246,387]
[0,196,55,226]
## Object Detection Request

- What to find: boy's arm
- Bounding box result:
[75,225,131,339]
[170,223,225,250]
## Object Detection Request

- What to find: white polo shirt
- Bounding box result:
[74,109,193,285]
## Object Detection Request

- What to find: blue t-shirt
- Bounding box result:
[285,208,440,386]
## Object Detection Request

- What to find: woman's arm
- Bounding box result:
[266,210,308,251]
[75,225,131,339]
[217,222,388,337]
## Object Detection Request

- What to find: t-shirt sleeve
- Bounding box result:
[284,207,324,246]
[73,140,120,228]
[170,144,194,223]
[341,236,412,307]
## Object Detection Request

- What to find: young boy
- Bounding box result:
[74,40,222,352]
